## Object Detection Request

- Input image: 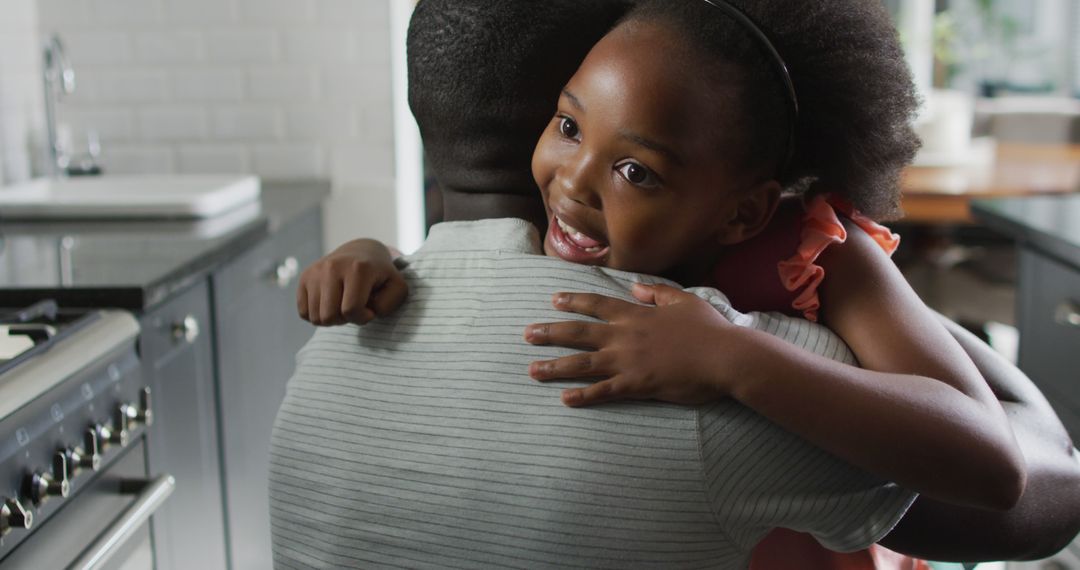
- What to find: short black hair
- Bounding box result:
[407,0,630,200]
[628,0,921,220]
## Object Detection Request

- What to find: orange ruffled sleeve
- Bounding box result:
[776,195,900,322]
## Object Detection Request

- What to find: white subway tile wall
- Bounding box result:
[0,0,44,183]
[39,0,394,180]
[37,0,400,245]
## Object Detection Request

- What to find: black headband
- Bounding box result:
[701,0,799,177]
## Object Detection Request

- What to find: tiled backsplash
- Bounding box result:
[0,0,43,184]
[35,0,400,245]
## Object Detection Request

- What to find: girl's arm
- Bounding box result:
[800,218,1025,510]
[296,238,407,326]
[526,223,1026,510]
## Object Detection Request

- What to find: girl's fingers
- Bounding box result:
[630,283,657,304]
[529,351,614,381]
[320,278,346,325]
[307,283,322,325]
[561,377,636,407]
[551,292,634,320]
[524,321,609,349]
[296,281,310,320]
[342,272,377,325]
[632,283,691,307]
[370,273,409,316]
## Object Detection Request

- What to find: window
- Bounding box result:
[888,0,1079,97]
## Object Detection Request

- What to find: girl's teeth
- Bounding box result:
[556,216,605,253]
[558,217,591,242]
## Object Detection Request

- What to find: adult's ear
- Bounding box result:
[715,180,782,245]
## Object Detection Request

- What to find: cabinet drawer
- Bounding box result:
[1018,249,1080,440]
[213,209,322,304]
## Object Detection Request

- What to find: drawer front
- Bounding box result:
[1018,249,1080,441]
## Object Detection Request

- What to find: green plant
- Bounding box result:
[932,0,1025,91]
[973,0,1020,58]
[932,11,961,86]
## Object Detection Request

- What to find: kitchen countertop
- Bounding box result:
[0,180,329,310]
[902,143,1080,224]
[971,193,1080,269]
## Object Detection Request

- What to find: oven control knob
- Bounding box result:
[116,403,137,432]
[1,497,33,536]
[68,430,102,474]
[116,388,154,431]
[138,387,154,427]
[95,422,128,450]
[29,453,70,506]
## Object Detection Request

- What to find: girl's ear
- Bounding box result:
[715,180,782,245]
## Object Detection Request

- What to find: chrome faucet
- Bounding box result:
[42,35,75,178]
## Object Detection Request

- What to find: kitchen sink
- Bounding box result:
[0,175,260,219]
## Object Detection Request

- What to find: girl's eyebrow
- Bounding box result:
[619,131,684,166]
[563,88,683,165]
[562,89,585,111]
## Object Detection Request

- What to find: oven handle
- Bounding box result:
[68,474,176,570]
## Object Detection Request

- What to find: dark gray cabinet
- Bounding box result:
[141,280,229,570]
[210,208,322,570]
[137,198,323,570]
[1017,249,1080,441]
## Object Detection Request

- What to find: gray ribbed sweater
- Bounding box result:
[269,218,914,570]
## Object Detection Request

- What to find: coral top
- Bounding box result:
[709,194,900,323]
[710,194,923,570]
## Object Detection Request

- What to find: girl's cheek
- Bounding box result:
[532,134,556,185]
[609,214,654,254]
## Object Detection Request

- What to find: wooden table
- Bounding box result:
[900,143,1080,224]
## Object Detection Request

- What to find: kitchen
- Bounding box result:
[1,0,1079,569]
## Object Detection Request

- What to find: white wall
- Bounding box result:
[0,0,44,184]
[36,0,403,248]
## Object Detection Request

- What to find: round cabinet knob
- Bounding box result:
[272,256,300,289]
[171,315,199,344]
[1055,300,1080,328]
[29,453,70,506]
[0,497,33,536]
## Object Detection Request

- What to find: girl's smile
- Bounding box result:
[546,213,610,263]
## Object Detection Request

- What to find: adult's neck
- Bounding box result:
[442,191,548,234]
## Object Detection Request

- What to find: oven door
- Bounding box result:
[1,439,174,570]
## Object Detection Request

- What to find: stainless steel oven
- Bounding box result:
[1,301,171,569]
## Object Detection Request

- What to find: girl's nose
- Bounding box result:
[557,152,602,209]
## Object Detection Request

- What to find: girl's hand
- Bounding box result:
[296,239,408,326]
[524,283,737,407]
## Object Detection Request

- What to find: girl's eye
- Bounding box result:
[616,162,660,188]
[558,117,579,139]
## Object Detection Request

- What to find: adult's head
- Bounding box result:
[406,0,629,229]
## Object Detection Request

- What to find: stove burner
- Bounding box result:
[0,299,101,377]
